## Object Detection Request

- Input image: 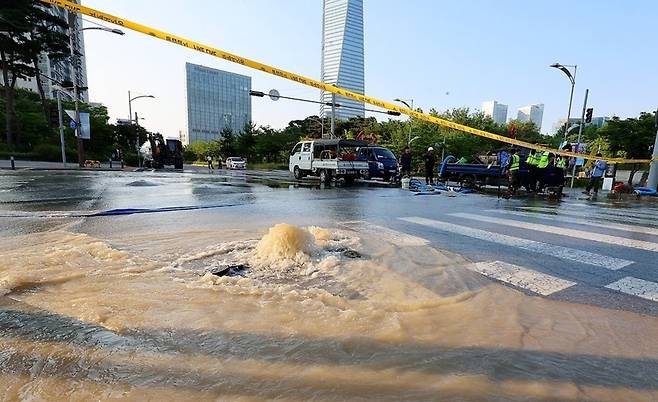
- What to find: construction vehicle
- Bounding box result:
[146,133,184,169]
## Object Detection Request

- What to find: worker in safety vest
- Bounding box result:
[504,148,521,197]
[525,149,539,192]
[536,150,550,192]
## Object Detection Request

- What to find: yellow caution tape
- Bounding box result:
[41,0,656,164]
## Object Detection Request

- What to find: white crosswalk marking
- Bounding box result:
[467,261,576,296]
[605,277,658,302]
[339,221,430,246]
[400,216,633,270]
[567,203,658,219]
[486,209,658,237]
[451,213,658,252]
[516,207,658,227]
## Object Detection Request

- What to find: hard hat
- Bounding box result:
[428,147,434,151]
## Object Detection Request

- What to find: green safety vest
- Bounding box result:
[556,157,566,169]
[537,152,550,169]
[526,153,538,166]
[509,154,520,171]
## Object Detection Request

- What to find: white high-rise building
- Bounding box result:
[13,1,88,102]
[517,103,544,130]
[320,0,365,121]
[482,101,508,124]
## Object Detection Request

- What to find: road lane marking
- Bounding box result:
[451,213,658,253]
[515,207,658,227]
[399,216,633,270]
[467,261,576,296]
[567,203,658,219]
[605,277,658,302]
[339,221,430,246]
[486,209,658,237]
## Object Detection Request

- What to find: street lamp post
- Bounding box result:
[394,98,414,146]
[67,13,124,166]
[550,63,577,143]
[128,91,155,167]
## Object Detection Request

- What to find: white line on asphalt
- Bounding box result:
[399,216,633,270]
[339,221,430,246]
[451,213,658,253]
[486,209,658,237]
[467,261,576,296]
[565,203,658,219]
[515,207,658,227]
[605,277,658,302]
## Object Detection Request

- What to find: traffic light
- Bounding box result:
[585,108,593,123]
[49,105,60,128]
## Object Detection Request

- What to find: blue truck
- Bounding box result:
[438,150,530,187]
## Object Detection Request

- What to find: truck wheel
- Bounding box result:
[293,166,304,180]
[460,174,476,188]
[320,169,332,184]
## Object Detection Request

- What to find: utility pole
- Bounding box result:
[647,108,658,190]
[56,91,66,166]
[570,88,588,189]
[68,12,84,167]
[330,93,336,138]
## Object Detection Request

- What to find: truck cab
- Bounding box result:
[289,139,369,184]
[357,146,399,182]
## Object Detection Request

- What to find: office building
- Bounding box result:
[320,0,365,121]
[482,101,508,124]
[185,62,251,143]
[14,0,88,102]
[517,103,544,130]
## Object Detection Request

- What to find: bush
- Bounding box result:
[33,143,63,161]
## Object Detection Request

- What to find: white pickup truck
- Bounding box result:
[289,139,370,184]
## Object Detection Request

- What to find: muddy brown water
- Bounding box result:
[1,223,657,401]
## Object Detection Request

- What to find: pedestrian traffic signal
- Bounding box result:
[585,108,593,123]
[49,105,60,128]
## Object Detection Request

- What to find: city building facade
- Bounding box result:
[517,103,544,130]
[320,0,365,121]
[482,100,508,124]
[185,63,251,144]
[14,1,88,102]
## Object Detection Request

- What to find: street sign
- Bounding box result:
[69,120,77,129]
[268,89,280,101]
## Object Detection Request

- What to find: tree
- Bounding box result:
[218,127,236,157]
[598,112,656,184]
[235,121,257,159]
[1,0,70,147]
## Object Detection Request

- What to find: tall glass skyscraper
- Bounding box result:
[320,0,365,121]
[185,62,251,144]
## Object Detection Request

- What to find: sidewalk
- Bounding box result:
[0,159,127,171]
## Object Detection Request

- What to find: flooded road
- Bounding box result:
[1,169,658,401]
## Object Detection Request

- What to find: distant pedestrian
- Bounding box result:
[525,149,539,192]
[206,155,214,171]
[423,147,436,185]
[536,150,550,192]
[583,153,607,196]
[505,148,520,197]
[400,147,412,177]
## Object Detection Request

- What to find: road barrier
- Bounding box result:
[41,0,655,164]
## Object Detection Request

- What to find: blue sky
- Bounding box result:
[82,0,658,136]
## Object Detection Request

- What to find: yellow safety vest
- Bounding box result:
[526,153,538,166]
[509,154,520,171]
[537,152,550,169]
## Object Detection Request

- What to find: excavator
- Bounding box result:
[146,133,184,169]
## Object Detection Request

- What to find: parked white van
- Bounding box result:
[289,139,369,184]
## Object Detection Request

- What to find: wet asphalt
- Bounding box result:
[1,166,657,316]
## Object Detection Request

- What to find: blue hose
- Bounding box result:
[439,155,456,177]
